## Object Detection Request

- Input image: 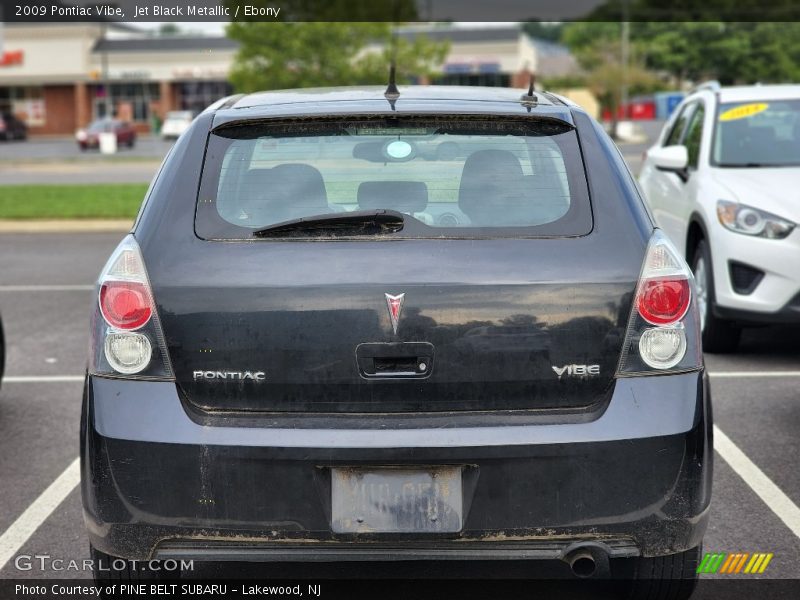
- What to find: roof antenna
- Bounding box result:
[385,63,400,101]
[384,24,401,109]
[520,72,538,110]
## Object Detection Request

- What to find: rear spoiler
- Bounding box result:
[201,94,246,115]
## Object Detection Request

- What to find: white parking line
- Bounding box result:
[714,425,800,539]
[3,376,85,383]
[708,371,800,378]
[0,285,93,292]
[0,379,796,574]
[0,457,80,571]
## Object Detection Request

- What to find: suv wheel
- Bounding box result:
[626,546,701,600]
[692,240,740,353]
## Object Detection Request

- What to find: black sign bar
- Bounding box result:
[1,0,800,23]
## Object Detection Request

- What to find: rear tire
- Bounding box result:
[626,546,701,600]
[692,240,740,353]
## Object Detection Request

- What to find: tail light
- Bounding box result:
[99,281,152,330]
[89,235,173,379]
[617,230,702,375]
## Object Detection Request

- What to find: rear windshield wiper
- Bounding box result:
[252,209,405,238]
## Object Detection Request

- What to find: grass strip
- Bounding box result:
[0,184,148,219]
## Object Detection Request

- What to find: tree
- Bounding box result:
[561,22,663,138]
[157,24,181,37]
[539,74,589,90]
[561,21,622,70]
[594,20,800,87]
[226,22,449,93]
[585,59,662,131]
[583,0,800,24]
[744,22,800,83]
[521,22,565,43]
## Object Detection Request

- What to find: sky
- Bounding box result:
[135,22,228,35]
[133,21,522,37]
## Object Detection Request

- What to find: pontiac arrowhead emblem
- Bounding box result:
[384,293,405,335]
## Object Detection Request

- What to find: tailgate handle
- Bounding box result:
[356,342,434,379]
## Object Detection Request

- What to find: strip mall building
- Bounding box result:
[0,23,578,136]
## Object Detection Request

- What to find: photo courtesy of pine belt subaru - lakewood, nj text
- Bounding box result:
[640,83,800,352]
[81,86,712,600]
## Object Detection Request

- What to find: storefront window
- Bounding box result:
[94,82,160,122]
[178,81,233,114]
[435,73,511,87]
[0,86,45,126]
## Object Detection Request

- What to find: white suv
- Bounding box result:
[639,82,800,352]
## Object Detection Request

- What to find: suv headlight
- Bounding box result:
[717,200,795,239]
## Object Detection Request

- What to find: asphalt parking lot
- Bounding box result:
[0,232,798,588]
[0,126,798,595]
[0,136,175,162]
[0,137,173,185]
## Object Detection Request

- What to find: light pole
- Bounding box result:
[101,23,112,118]
[620,1,630,121]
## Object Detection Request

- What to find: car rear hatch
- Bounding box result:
[151,113,645,413]
[156,242,637,413]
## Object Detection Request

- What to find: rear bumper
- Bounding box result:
[81,371,712,562]
[152,539,641,564]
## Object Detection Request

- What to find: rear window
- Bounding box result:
[196,117,592,239]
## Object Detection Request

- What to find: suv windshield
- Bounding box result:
[195,117,592,239]
[713,99,800,167]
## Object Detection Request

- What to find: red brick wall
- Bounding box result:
[159,81,174,119]
[75,83,91,130]
[512,70,535,90]
[132,122,151,134]
[29,85,77,136]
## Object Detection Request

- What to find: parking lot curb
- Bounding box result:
[0,219,132,233]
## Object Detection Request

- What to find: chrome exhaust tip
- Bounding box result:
[561,543,611,579]
[566,549,597,577]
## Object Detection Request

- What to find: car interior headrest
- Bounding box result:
[241,163,328,223]
[458,149,529,226]
[357,181,429,214]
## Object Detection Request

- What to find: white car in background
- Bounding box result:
[639,82,800,352]
[161,111,194,140]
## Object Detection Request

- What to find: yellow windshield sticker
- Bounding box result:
[719,103,769,121]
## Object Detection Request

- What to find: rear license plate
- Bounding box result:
[331,467,463,533]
